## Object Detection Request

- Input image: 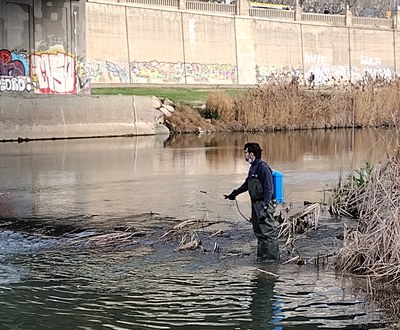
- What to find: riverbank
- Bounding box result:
[164,83,400,134]
[2,82,398,142]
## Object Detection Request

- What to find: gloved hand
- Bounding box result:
[224,189,239,200]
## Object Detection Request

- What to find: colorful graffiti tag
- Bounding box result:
[0,49,33,92]
[130,60,237,83]
[104,60,237,84]
[0,77,33,92]
[0,48,77,94]
[31,51,77,94]
[0,49,29,76]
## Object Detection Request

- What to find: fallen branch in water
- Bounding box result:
[159,216,214,241]
[253,267,279,278]
[67,232,139,248]
[177,233,202,251]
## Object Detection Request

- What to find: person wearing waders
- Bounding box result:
[225,142,279,262]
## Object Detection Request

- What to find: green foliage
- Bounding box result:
[351,162,374,188]
[197,108,221,120]
[91,87,242,105]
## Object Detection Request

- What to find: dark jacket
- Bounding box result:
[235,158,274,205]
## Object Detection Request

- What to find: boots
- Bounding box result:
[257,239,280,263]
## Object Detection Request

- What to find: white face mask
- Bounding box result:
[245,157,253,164]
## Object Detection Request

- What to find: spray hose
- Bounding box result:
[235,199,251,222]
[200,190,250,222]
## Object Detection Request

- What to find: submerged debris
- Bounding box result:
[278,202,321,240]
[67,232,139,249]
[278,202,323,262]
[177,233,202,252]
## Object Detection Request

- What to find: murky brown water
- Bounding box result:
[0,129,397,329]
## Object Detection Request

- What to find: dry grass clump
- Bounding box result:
[165,105,219,134]
[333,144,400,284]
[205,91,235,121]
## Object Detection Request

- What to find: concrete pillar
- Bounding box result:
[236,0,249,16]
[345,5,352,26]
[294,0,301,21]
[179,0,186,10]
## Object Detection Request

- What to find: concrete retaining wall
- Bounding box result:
[86,1,399,86]
[0,95,161,141]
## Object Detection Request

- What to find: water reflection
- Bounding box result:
[0,129,396,221]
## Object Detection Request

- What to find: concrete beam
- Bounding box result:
[0,95,163,141]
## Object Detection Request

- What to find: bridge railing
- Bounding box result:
[90,0,397,30]
[352,17,393,28]
[125,0,178,7]
[186,1,236,14]
[249,8,295,20]
[301,12,345,25]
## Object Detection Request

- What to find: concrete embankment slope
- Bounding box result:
[0,95,169,142]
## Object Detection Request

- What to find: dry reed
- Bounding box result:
[334,144,400,284]
[166,81,400,133]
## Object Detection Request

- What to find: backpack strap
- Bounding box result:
[258,160,271,178]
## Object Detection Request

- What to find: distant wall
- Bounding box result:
[85,3,238,85]
[86,1,399,86]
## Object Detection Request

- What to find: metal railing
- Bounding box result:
[301,12,345,25]
[250,8,294,20]
[186,1,236,14]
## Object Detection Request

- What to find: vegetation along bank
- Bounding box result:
[94,81,399,134]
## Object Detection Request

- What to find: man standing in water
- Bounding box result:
[225,142,279,262]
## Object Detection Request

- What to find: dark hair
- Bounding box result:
[244,142,263,159]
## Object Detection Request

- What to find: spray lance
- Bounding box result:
[199,190,251,222]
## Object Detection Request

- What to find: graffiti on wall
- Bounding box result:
[256,53,395,88]
[130,60,236,83]
[103,60,237,84]
[0,49,33,92]
[0,48,79,94]
[0,77,33,92]
[304,52,350,85]
[256,65,301,85]
[106,61,129,84]
[302,52,394,86]
[78,60,101,91]
[0,49,29,76]
[31,51,77,94]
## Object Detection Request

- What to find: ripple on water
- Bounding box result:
[0,240,391,330]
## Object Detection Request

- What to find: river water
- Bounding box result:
[0,129,397,329]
